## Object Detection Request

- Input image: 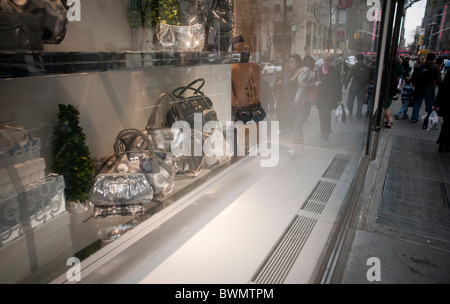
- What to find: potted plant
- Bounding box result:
[126,0,180,51]
[51,104,94,214]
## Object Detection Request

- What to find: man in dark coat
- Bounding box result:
[315,53,342,140]
[410,52,442,123]
[344,53,370,119]
[433,72,450,152]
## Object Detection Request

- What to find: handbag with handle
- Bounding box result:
[93,128,177,200]
[146,92,206,178]
[153,23,205,52]
[0,0,69,45]
[231,76,266,124]
[0,107,29,149]
[203,0,235,52]
[0,11,43,50]
[165,78,218,129]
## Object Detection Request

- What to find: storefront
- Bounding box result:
[0,0,404,284]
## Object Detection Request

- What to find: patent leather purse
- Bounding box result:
[165,78,218,130]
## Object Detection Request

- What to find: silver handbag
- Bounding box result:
[93,128,176,199]
[89,173,154,207]
[153,23,205,52]
[145,93,206,178]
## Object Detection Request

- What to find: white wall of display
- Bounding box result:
[45,0,132,53]
[0,65,232,167]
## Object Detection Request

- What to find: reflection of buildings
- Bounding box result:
[235,0,380,62]
[421,0,449,55]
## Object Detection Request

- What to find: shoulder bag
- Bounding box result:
[165,78,218,129]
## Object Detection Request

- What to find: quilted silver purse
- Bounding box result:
[93,128,177,200]
[153,23,205,52]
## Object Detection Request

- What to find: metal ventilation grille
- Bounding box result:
[322,154,352,180]
[250,154,351,284]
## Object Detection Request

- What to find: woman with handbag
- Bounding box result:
[433,71,450,153]
[315,53,342,140]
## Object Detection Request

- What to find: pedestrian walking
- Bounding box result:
[344,53,371,119]
[273,58,295,132]
[433,71,450,152]
[410,53,442,123]
[394,76,414,120]
[286,54,315,156]
[314,53,342,140]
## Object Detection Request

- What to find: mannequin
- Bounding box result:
[230,35,266,155]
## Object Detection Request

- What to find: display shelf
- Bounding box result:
[72,156,243,263]
[0,51,242,79]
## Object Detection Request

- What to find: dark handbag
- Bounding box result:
[203,0,235,52]
[93,128,176,199]
[165,78,218,129]
[231,81,266,124]
[1,0,69,44]
[0,11,43,50]
[146,92,206,177]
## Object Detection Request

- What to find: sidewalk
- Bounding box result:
[333,113,450,284]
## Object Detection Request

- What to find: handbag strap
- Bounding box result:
[0,107,17,124]
[172,78,205,98]
[113,128,174,175]
[146,92,172,130]
[0,0,12,11]
[114,128,154,155]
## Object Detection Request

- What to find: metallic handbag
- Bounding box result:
[153,23,205,52]
[145,92,206,178]
[93,128,177,199]
[89,173,154,207]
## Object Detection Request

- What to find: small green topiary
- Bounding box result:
[52,104,94,204]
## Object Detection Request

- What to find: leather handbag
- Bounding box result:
[153,23,205,52]
[165,78,218,129]
[145,92,206,178]
[93,128,177,199]
[0,0,69,44]
[0,11,43,50]
[231,81,266,124]
[203,0,235,52]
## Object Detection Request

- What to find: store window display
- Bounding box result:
[0,0,397,284]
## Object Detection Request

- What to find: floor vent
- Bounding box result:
[250,154,351,284]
